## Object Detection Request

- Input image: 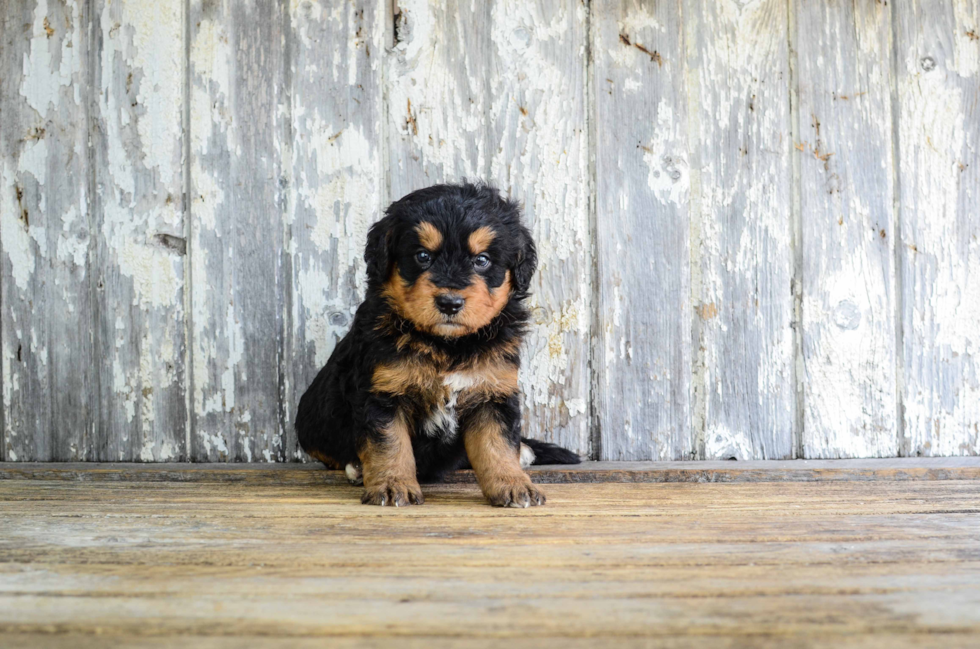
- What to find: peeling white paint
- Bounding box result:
[20,0,79,114]
[224,302,243,411]
[803,255,894,457]
[899,41,980,455]
[642,99,689,206]
[952,0,979,76]
[57,206,89,268]
[187,0,258,460]
[489,0,591,451]
[115,238,182,309]
[199,429,230,459]
[301,121,377,279]
[1,160,37,293]
[295,266,353,367]
[284,0,386,460]
[705,425,756,461]
[520,296,588,414]
[695,0,794,460]
[387,0,486,186]
[5,0,980,464]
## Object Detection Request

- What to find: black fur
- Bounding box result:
[295,183,579,488]
[520,438,582,465]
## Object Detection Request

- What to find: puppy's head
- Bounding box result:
[365,183,536,338]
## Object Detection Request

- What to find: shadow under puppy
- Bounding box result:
[296,183,580,507]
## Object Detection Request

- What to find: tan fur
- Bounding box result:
[382,266,446,333]
[467,226,496,254]
[383,266,512,338]
[464,408,546,507]
[415,221,443,250]
[372,358,442,397]
[453,365,519,409]
[359,412,424,506]
[389,328,449,363]
[452,271,512,335]
[372,351,518,402]
[307,449,342,469]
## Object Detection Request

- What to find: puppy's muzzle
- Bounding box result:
[435,293,465,316]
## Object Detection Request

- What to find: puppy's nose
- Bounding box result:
[435,293,465,316]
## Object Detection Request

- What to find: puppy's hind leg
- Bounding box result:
[359,412,425,506]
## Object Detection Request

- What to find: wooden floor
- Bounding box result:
[1,461,979,648]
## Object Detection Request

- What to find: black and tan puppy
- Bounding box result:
[296,183,580,507]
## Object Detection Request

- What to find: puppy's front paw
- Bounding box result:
[483,475,546,508]
[361,478,424,507]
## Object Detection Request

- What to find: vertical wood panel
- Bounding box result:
[489,0,592,456]
[691,0,794,460]
[386,0,489,200]
[92,0,187,460]
[189,0,286,461]
[796,0,898,458]
[895,0,980,456]
[594,0,692,460]
[1,0,97,461]
[3,0,980,463]
[283,0,386,460]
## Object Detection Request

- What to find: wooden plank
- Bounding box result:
[282,0,386,461]
[488,0,591,456]
[795,0,898,458]
[189,0,286,461]
[690,0,794,460]
[2,635,980,649]
[894,0,980,456]
[1,0,98,461]
[594,0,691,459]
[385,0,489,199]
[91,0,187,460]
[0,479,979,644]
[1,458,979,484]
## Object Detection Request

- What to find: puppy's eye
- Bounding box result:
[473,254,491,269]
[415,250,432,267]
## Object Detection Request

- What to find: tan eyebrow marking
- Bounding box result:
[415,221,443,250]
[467,226,496,255]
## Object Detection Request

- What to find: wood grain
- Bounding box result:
[594,0,692,460]
[188,0,286,461]
[488,0,592,456]
[894,0,980,456]
[4,0,980,464]
[282,0,386,461]
[690,0,794,460]
[795,0,898,458]
[1,0,97,461]
[0,476,978,645]
[92,0,187,461]
[385,0,489,199]
[2,458,979,484]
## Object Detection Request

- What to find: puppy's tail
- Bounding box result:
[520,437,582,466]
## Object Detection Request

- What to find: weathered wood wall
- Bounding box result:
[2,0,978,462]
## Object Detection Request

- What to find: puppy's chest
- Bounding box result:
[371,354,520,441]
[420,372,479,441]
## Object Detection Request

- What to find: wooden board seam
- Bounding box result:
[1,459,977,485]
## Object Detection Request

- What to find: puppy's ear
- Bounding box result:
[364,214,396,285]
[512,225,537,295]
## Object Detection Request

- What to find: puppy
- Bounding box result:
[295,183,580,507]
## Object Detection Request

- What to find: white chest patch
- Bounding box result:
[422,373,479,441]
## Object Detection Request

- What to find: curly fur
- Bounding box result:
[295,183,580,506]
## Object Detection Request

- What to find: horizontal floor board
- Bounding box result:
[1,458,979,485]
[1,477,979,646]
